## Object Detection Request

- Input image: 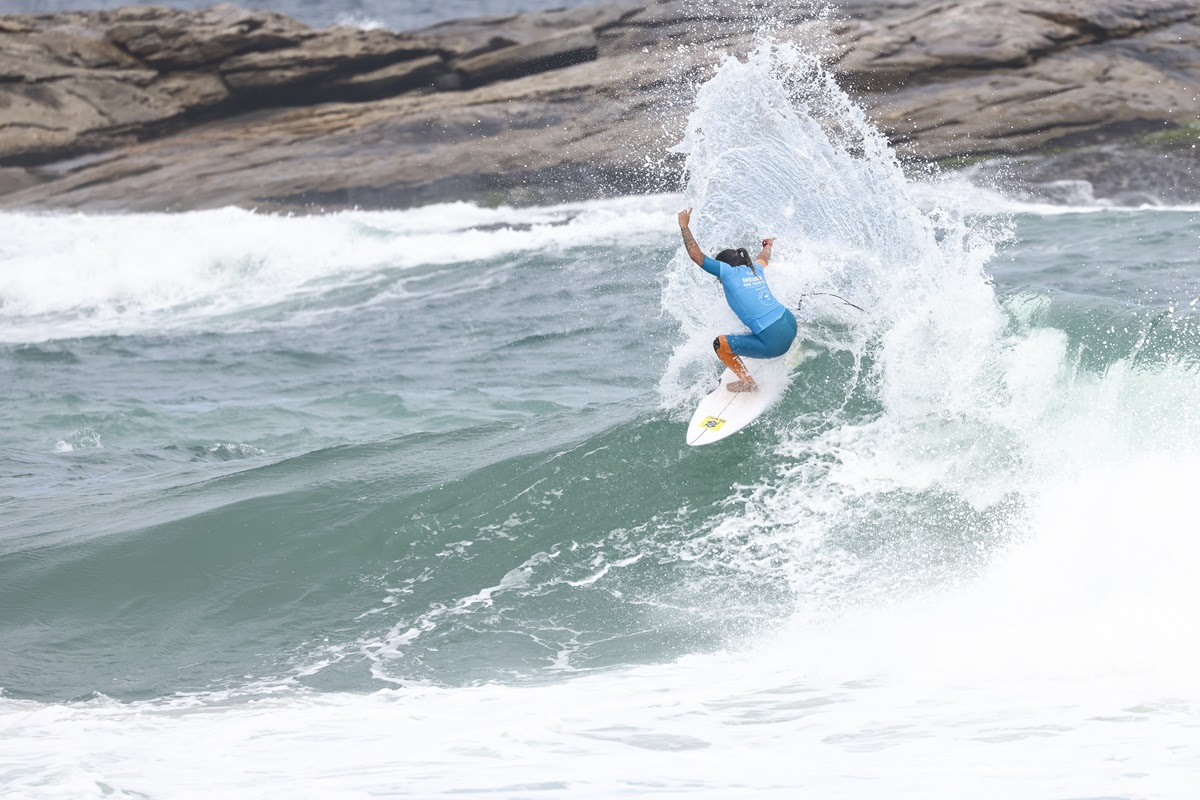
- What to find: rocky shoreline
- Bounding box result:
[1,0,1197,213]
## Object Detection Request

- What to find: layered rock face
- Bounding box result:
[0,0,1196,212]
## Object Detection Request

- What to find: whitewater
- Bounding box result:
[3,43,1200,798]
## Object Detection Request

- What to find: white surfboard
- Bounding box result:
[686,341,803,446]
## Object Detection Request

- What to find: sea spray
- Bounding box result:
[660,42,1007,409]
[659,39,1200,644]
[655,42,1013,614]
[667,59,1200,738]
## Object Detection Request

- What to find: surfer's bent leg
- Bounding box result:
[758,310,798,358]
[714,335,755,390]
[718,312,799,393]
[724,312,797,360]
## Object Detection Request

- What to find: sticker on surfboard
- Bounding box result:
[686,340,802,446]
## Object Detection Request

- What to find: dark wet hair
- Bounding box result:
[716,247,757,273]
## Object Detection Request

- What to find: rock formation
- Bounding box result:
[0,0,1196,212]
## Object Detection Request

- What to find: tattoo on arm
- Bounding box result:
[755,243,772,266]
[680,226,705,266]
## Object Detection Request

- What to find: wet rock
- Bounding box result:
[0,166,40,194]
[419,4,634,59]
[218,28,438,93]
[105,3,310,69]
[972,139,1200,206]
[0,0,1197,212]
[325,55,447,98]
[453,25,599,86]
[841,0,1200,161]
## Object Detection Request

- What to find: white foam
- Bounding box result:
[911,173,1200,216]
[0,183,1184,347]
[334,13,387,31]
[3,616,1198,800]
[0,195,677,344]
[52,427,102,453]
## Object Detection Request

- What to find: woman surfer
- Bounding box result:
[677,208,797,392]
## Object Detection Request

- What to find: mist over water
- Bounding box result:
[3,42,1200,799]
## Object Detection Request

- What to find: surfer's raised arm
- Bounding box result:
[755,237,776,267]
[676,212,795,396]
[677,208,706,266]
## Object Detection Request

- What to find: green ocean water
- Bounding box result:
[2,200,1197,705]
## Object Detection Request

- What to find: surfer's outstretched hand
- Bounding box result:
[756,236,777,266]
[678,208,692,228]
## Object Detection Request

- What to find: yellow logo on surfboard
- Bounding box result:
[699,416,727,431]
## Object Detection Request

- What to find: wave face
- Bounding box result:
[3,43,1200,799]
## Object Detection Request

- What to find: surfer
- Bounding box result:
[677,208,797,392]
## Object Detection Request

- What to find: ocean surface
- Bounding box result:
[3,43,1200,799]
[0,0,598,31]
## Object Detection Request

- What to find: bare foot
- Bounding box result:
[727,380,758,393]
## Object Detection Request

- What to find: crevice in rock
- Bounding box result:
[1019,6,1198,63]
[2,1,1197,212]
[0,121,69,132]
[99,34,153,71]
[64,161,160,192]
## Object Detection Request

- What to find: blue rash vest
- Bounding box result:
[701,255,786,334]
